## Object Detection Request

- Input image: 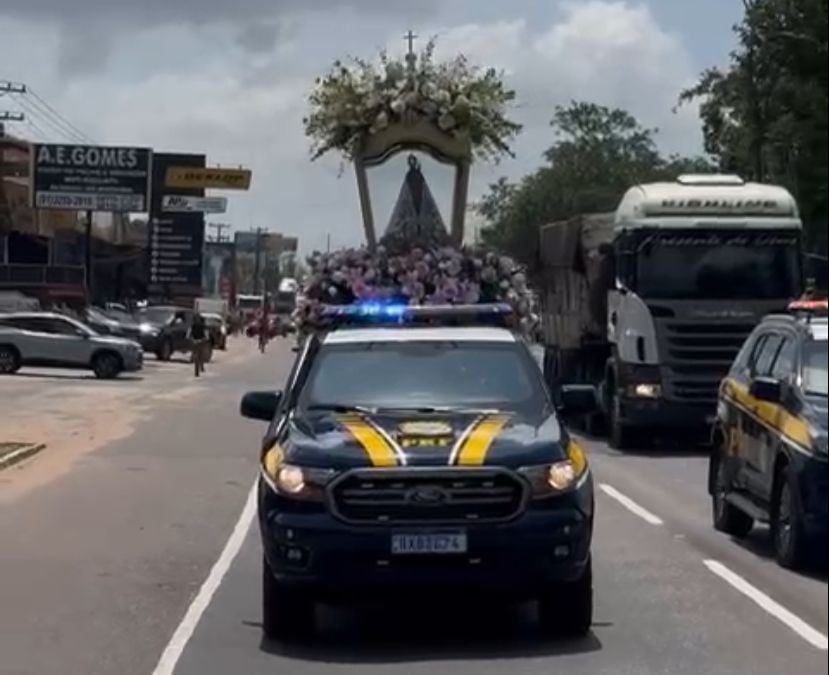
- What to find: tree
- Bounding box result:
[679,0,828,253]
[478,101,711,268]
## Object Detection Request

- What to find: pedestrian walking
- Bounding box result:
[188,312,208,377]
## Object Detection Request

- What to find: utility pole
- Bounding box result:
[208,222,230,243]
[252,227,267,295]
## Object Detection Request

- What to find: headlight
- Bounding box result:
[519,440,589,498]
[628,383,662,399]
[260,445,336,501]
[139,323,158,336]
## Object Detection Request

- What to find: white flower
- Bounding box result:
[437,113,456,131]
[374,111,389,129]
[435,89,451,105]
[390,98,406,115]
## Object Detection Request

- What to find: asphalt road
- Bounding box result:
[1,339,826,675]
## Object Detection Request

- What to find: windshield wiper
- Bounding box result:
[306,403,378,415]
[373,405,504,415]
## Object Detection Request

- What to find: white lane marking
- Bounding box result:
[704,559,829,651]
[151,481,258,675]
[599,483,664,526]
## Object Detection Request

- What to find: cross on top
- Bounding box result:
[404,30,418,56]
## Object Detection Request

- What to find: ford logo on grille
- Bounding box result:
[406,486,449,505]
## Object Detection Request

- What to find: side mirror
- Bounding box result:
[558,384,599,417]
[749,376,782,403]
[240,390,282,421]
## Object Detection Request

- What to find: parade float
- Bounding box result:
[296,36,535,332]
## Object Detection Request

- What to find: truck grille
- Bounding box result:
[659,321,755,404]
[329,468,527,525]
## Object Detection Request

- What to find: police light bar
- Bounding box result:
[319,302,515,328]
[788,298,829,314]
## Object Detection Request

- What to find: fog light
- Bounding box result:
[632,383,661,398]
[553,545,570,559]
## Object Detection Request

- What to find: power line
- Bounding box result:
[26,87,95,143]
[16,93,90,143]
[10,93,88,143]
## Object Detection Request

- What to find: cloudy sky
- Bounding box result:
[0,0,744,252]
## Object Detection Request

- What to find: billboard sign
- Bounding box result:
[30,144,152,212]
[161,194,228,214]
[165,166,252,191]
[147,153,205,297]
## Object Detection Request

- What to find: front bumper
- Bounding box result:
[617,395,712,430]
[258,477,593,601]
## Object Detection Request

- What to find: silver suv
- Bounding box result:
[0,312,143,379]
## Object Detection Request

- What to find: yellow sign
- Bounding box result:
[165,166,252,191]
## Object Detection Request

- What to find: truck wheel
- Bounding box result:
[538,560,593,638]
[92,352,123,379]
[156,340,173,362]
[608,393,635,450]
[0,345,21,374]
[711,453,753,538]
[771,464,811,570]
[262,556,314,641]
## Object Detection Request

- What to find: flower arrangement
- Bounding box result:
[293,245,538,335]
[303,38,522,164]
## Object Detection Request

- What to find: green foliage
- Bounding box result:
[478,101,711,268]
[679,0,828,252]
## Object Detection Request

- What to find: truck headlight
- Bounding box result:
[519,441,589,497]
[629,383,662,399]
[261,445,336,501]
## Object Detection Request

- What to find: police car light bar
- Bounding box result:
[319,302,515,327]
[788,298,829,313]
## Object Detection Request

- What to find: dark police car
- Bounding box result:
[709,299,828,569]
[240,303,598,640]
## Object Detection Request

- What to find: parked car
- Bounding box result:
[709,299,828,569]
[82,307,146,342]
[135,306,213,363]
[0,312,143,379]
[203,312,228,351]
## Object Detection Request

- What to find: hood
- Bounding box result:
[92,335,140,349]
[283,409,565,469]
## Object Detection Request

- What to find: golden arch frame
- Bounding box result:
[353,117,472,250]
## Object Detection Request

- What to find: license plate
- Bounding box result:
[391,532,467,555]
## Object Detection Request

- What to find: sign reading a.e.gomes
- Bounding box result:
[31,144,152,212]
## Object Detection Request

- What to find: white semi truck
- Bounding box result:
[539,175,804,448]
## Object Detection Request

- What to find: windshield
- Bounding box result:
[85,308,113,324]
[802,340,828,396]
[633,230,801,300]
[137,307,175,325]
[238,297,263,311]
[300,340,548,414]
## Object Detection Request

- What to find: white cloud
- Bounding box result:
[1,1,705,253]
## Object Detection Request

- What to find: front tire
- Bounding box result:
[538,560,593,638]
[92,352,122,379]
[262,556,315,641]
[711,452,754,538]
[156,339,173,362]
[608,391,635,450]
[0,345,21,374]
[772,464,811,570]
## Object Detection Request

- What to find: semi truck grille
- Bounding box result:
[659,321,755,404]
[329,468,527,525]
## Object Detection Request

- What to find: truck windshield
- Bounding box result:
[633,230,801,300]
[300,341,548,414]
[802,340,828,397]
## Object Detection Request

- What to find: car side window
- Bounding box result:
[752,333,783,377]
[732,331,762,376]
[770,336,798,383]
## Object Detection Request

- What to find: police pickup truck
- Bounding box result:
[239,303,598,640]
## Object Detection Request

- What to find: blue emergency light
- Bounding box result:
[318,302,515,328]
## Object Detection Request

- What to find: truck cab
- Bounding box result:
[540,175,803,448]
